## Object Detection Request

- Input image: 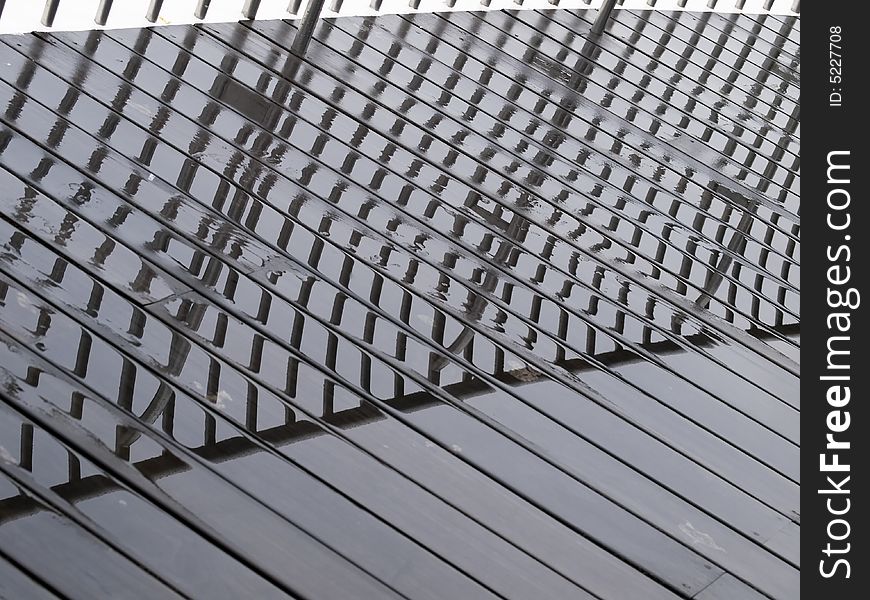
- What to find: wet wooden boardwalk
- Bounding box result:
[0,8,798,599]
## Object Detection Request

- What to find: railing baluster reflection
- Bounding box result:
[19,423,34,471]
[0,0,801,536]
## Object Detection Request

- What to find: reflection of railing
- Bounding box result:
[0,157,798,511]
[0,287,798,524]
[2,9,800,336]
[0,163,798,513]
[0,7,800,375]
[0,0,799,547]
[0,8,801,600]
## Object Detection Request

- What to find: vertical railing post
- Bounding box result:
[291,0,326,56]
[41,0,60,27]
[591,0,618,35]
[146,0,165,23]
[195,0,212,20]
[95,0,114,26]
[242,0,262,20]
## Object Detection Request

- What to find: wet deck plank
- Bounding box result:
[0,8,799,600]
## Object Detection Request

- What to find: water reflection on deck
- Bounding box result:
[0,7,798,600]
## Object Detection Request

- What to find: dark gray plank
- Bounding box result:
[0,7,799,600]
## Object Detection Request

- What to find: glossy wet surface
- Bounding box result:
[0,8,798,600]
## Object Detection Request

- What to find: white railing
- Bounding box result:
[0,0,800,36]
